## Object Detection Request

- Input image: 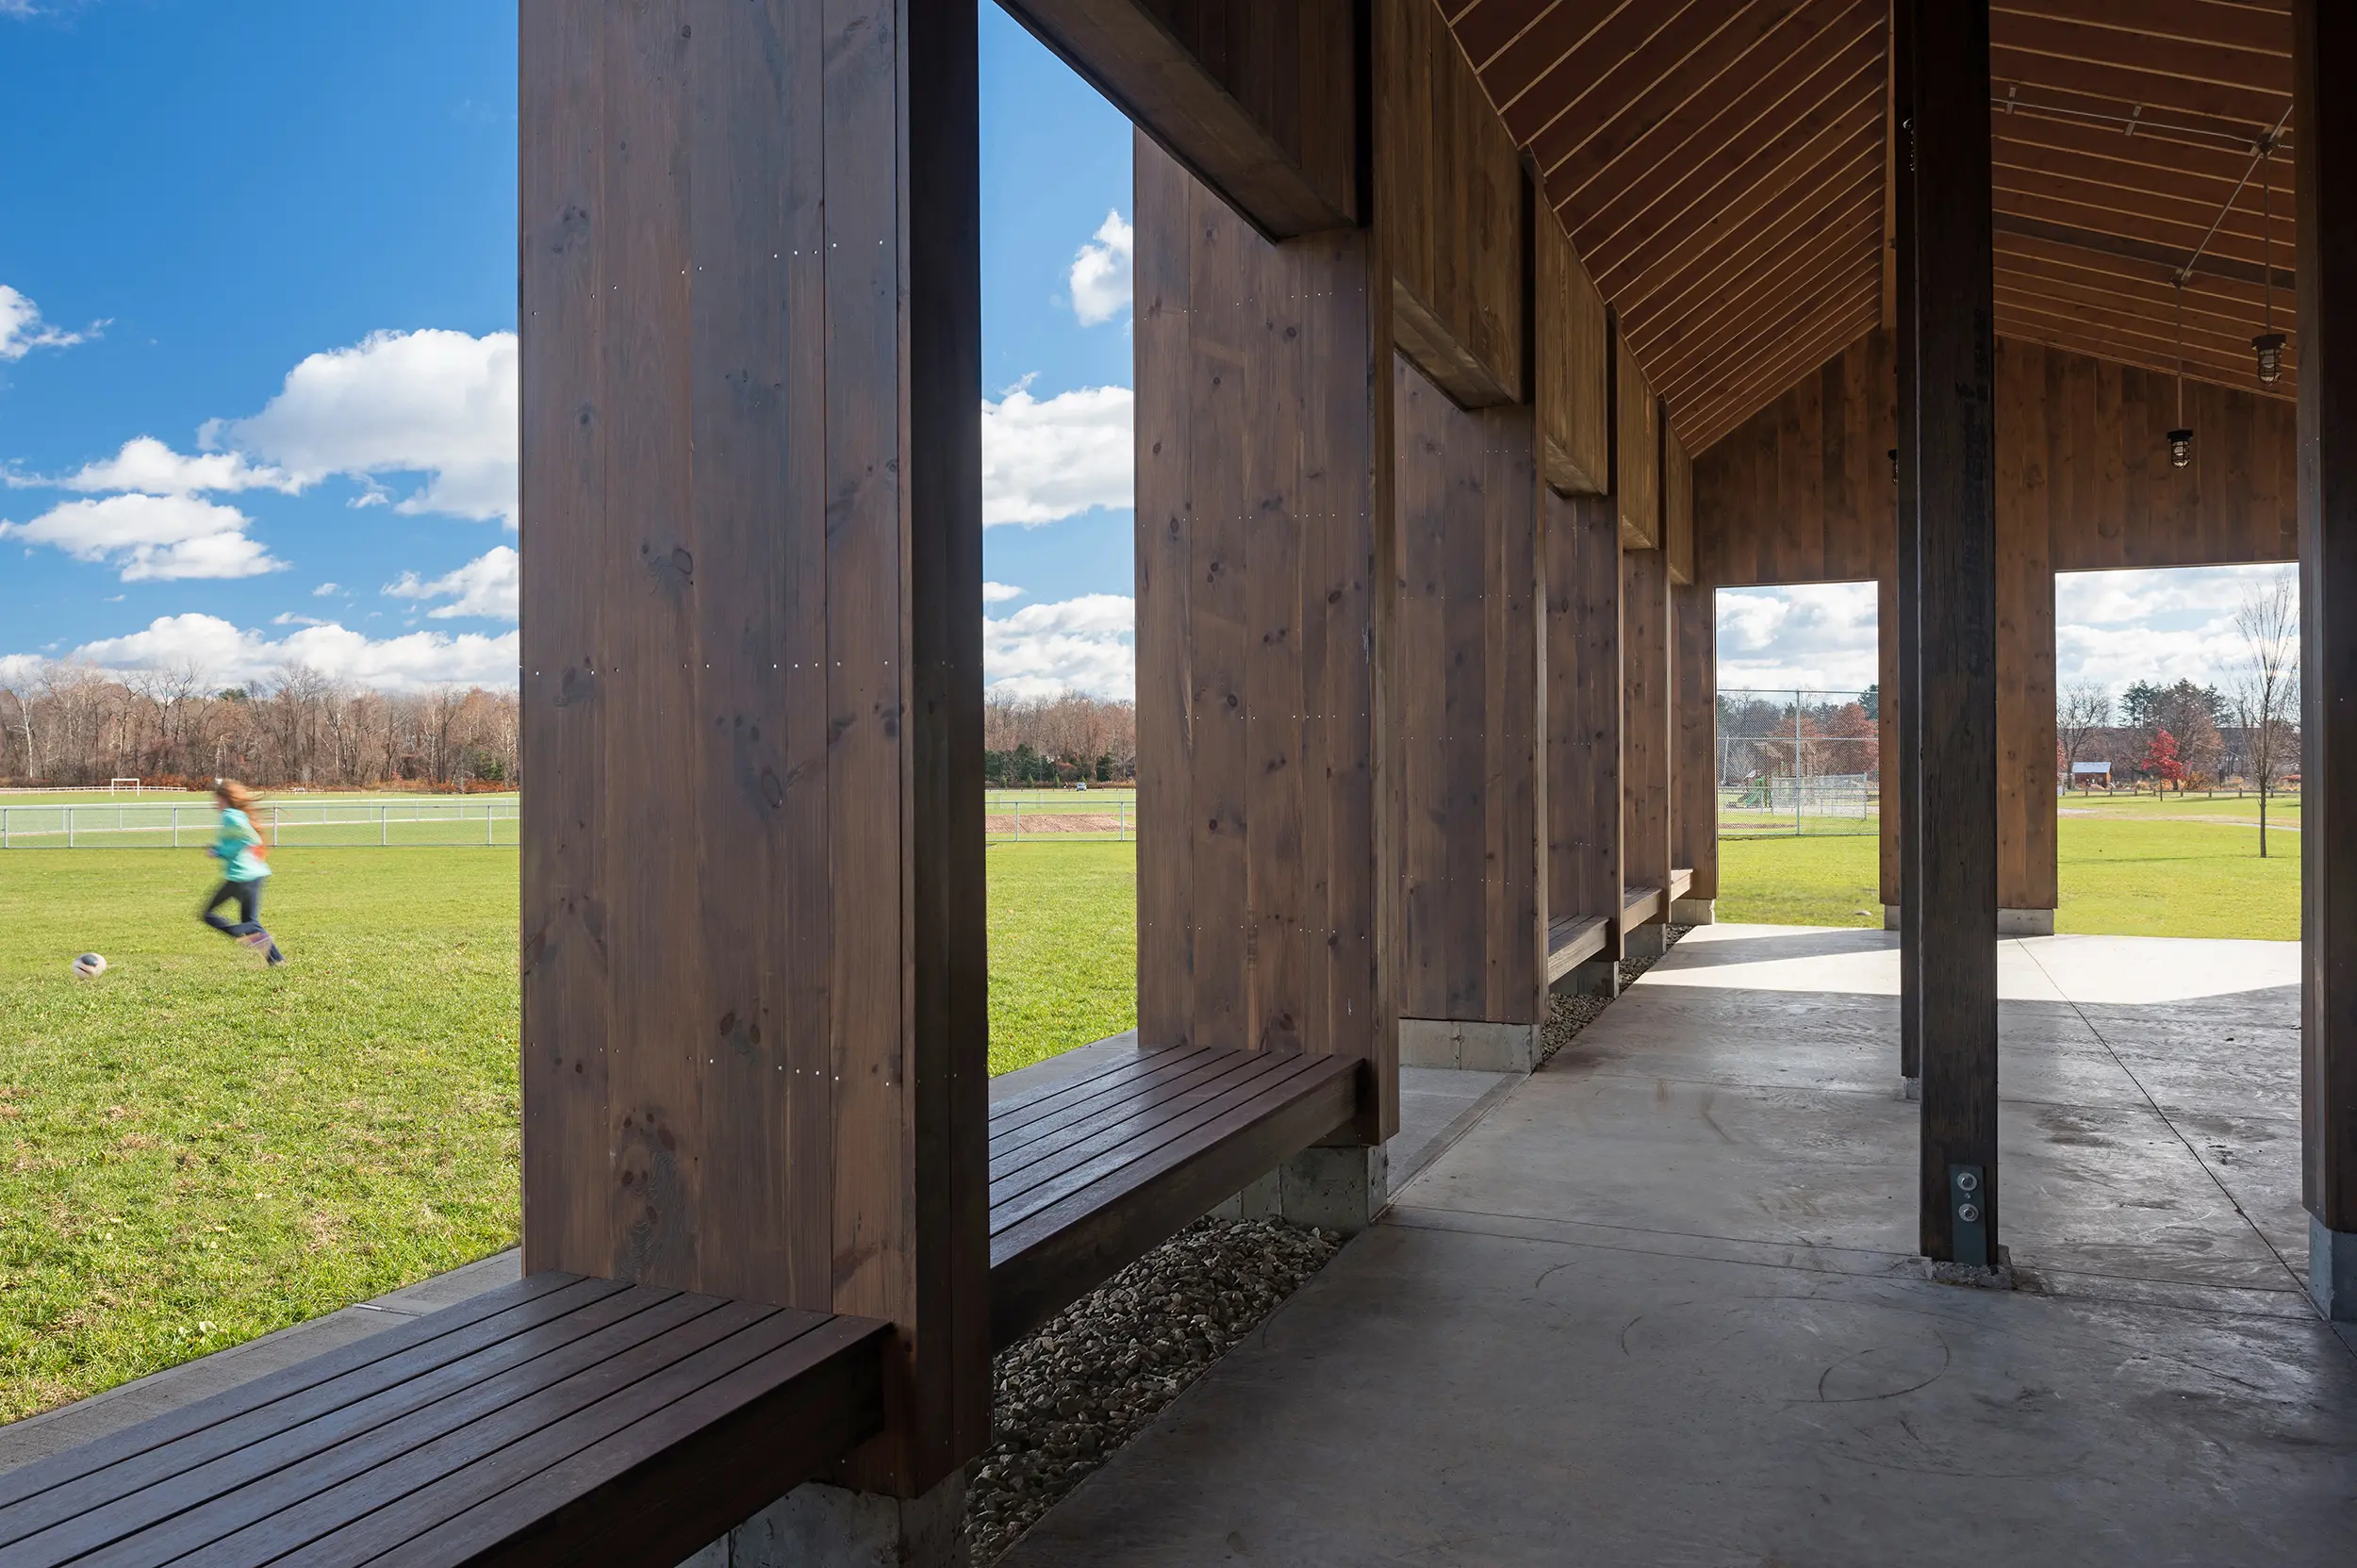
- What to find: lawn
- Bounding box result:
[0,837,1136,1418]
[0,848,522,1421]
[1713,817,2300,940]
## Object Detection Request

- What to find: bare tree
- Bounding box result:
[2056,682,2113,790]
[2230,570,2300,858]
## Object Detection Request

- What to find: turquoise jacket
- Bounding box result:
[212,807,272,883]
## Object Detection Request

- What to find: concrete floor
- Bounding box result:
[1002,926,2357,1567]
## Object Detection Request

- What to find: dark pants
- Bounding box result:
[201,880,281,960]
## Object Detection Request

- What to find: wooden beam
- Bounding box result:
[1989,41,2290,130]
[1995,0,2287,62]
[2294,0,2357,1266]
[1992,9,2290,99]
[999,0,1358,239]
[518,0,989,1494]
[1993,211,2295,294]
[1900,0,2001,1266]
[1133,135,1395,1137]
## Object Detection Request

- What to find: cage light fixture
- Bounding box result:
[2254,140,2286,387]
[2167,275,2194,470]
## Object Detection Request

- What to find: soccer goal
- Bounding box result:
[108,778,141,797]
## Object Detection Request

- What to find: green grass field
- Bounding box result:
[1715,817,2300,939]
[986,842,1137,1075]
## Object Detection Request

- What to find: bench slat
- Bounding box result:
[0,1272,601,1520]
[986,1045,1215,1137]
[0,1280,652,1560]
[989,1048,1300,1180]
[987,1047,1244,1163]
[988,1052,1311,1220]
[1545,915,1608,983]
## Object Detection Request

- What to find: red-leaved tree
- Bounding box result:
[2141,725,2186,791]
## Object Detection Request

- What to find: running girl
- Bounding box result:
[200,780,285,966]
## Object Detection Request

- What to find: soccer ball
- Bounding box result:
[72,953,107,979]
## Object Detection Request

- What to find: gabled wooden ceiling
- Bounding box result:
[1439,0,2299,454]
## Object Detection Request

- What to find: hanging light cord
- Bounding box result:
[2175,104,2294,290]
[2176,278,2186,425]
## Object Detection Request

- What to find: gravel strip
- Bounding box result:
[964,1217,1340,1564]
[1537,925,1689,1066]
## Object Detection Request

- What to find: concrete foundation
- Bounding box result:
[1397,1017,1537,1073]
[1279,1144,1387,1235]
[2313,1216,2357,1322]
[1999,906,2056,937]
[1209,1168,1282,1222]
[686,1474,968,1568]
[1668,897,1715,925]
[1570,957,1621,998]
[1884,903,1903,932]
[1624,922,1669,960]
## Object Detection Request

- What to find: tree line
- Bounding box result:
[0,662,519,790]
[982,691,1136,787]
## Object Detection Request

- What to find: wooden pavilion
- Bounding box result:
[8,4,2348,1565]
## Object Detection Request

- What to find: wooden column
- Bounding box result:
[1878,569,1902,924]
[2296,0,2357,1289]
[1549,491,1624,960]
[1393,357,1547,1040]
[1673,577,1717,911]
[1622,542,1672,913]
[1134,135,1393,1137]
[518,0,988,1493]
[1898,0,2001,1265]
[1995,344,2058,934]
[1892,0,1922,1086]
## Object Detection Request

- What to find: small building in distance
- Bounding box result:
[2070,760,2112,791]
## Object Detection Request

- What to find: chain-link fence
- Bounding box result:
[0,797,519,849]
[1717,688,1881,838]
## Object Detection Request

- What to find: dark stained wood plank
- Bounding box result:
[1663,421,1695,585]
[999,0,1358,238]
[1615,321,1662,548]
[989,1048,1244,1162]
[989,1052,1300,1197]
[1547,489,1624,961]
[988,1045,1221,1133]
[2295,0,2357,1237]
[1994,338,2057,916]
[1536,195,1611,497]
[1622,539,1673,908]
[1545,915,1610,984]
[1903,0,2002,1266]
[986,1056,1360,1349]
[1672,577,1718,901]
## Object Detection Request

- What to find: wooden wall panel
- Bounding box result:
[1697,328,2297,587]
[1673,579,1717,900]
[1547,489,1624,953]
[1615,324,1662,548]
[1005,0,1357,238]
[1133,137,1393,1134]
[518,0,987,1493]
[1376,0,1525,407]
[1395,355,1546,1025]
[1536,199,1610,497]
[1995,341,2059,915]
[1664,420,1695,586]
[1622,544,1673,900]
[1878,569,1900,908]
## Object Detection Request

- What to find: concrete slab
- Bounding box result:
[1004,928,2352,1565]
[1003,1223,2357,1568]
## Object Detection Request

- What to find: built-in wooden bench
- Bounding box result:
[987,1044,1362,1349]
[0,1272,886,1568]
[1668,867,1693,904]
[1544,915,1610,985]
[1622,884,1664,929]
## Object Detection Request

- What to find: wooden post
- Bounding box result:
[1995,339,2058,936]
[1622,542,1673,919]
[1133,135,1394,1136]
[1891,0,1922,1090]
[518,0,989,1494]
[1673,577,1717,916]
[2296,0,2357,1317]
[1897,0,2001,1266]
[1549,490,1624,968]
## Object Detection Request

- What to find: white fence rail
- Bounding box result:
[983,792,1136,843]
[0,799,520,849]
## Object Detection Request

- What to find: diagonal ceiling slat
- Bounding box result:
[1437,0,2297,453]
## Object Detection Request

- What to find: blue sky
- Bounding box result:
[2,1,1138,697]
[0,2,2281,708]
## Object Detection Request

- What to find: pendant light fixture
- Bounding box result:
[2167,275,2194,470]
[2253,139,2285,386]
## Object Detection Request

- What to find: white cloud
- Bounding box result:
[1714,582,1879,695]
[0,284,93,361]
[1069,210,1133,327]
[981,581,1024,604]
[63,613,518,693]
[384,545,519,620]
[313,581,344,597]
[16,436,297,497]
[981,381,1132,526]
[0,493,286,581]
[208,328,519,525]
[272,612,330,627]
[984,593,1133,700]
